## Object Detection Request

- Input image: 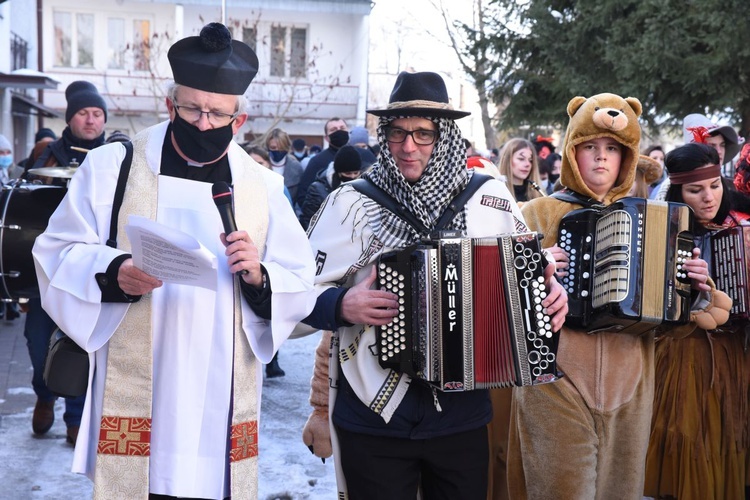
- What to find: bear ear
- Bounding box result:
[567,96,587,117]
[625,97,642,117]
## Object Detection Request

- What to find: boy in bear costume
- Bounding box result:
[505,93,729,499]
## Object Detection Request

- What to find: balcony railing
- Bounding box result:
[11,32,29,71]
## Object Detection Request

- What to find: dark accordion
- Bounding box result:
[709,225,750,320]
[557,197,694,334]
[375,232,560,392]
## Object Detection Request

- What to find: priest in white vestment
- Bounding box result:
[32,23,316,500]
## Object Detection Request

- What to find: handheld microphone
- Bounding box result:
[212,181,248,275]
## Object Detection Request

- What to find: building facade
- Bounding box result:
[30,0,371,149]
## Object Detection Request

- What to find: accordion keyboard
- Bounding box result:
[377,262,408,363]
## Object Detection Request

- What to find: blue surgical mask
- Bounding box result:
[0,154,12,170]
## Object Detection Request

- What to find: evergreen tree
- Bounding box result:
[473,0,750,137]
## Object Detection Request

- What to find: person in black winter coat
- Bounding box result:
[300,145,373,230]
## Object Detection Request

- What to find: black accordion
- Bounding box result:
[557,197,694,335]
[709,225,750,320]
[375,232,560,392]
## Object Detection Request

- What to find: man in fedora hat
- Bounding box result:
[296,71,568,498]
[33,22,315,499]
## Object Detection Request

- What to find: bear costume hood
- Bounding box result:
[560,93,642,205]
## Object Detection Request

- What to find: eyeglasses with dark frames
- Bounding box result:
[384,126,438,146]
[172,101,239,127]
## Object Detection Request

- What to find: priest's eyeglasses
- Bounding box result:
[384,126,438,146]
[173,102,239,127]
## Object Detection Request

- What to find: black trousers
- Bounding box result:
[336,425,489,500]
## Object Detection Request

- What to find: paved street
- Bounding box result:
[0,310,91,499]
[0,311,336,500]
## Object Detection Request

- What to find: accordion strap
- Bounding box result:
[434,173,492,230]
[550,188,605,209]
[349,178,430,234]
[350,173,493,235]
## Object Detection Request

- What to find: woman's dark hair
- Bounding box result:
[244,145,271,165]
[664,143,732,224]
[539,153,562,176]
[644,144,664,156]
[538,156,553,176]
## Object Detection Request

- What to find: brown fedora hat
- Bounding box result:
[367,71,470,119]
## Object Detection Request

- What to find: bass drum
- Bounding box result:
[0,182,67,302]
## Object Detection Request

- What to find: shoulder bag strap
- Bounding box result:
[106,141,134,248]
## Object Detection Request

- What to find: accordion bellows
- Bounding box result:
[376,232,560,392]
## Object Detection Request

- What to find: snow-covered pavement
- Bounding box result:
[0,315,336,500]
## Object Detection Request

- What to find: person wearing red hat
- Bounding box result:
[33,22,316,499]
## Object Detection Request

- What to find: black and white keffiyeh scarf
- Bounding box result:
[362,115,472,249]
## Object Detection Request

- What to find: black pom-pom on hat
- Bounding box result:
[334,145,363,173]
[200,22,232,52]
[168,22,259,95]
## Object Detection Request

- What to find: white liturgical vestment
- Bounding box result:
[33,121,316,498]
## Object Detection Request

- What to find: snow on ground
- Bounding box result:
[0,331,337,500]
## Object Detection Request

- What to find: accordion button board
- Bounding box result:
[709,225,750,319]
[375,232,560,392]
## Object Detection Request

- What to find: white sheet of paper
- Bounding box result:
[124,214,218,290]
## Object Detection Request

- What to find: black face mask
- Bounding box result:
[171,114,235,164]
[328,129,349,149]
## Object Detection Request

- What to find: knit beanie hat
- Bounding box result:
[333,145,363,173]
[0,134,12,153]
[348,126,369,147]
[34,127,56,142]
[106,130,131,144]
[65,81,108,123]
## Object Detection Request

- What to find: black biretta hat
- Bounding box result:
[367,71,470,119]
[168,23,259,95]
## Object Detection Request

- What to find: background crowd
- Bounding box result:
[3,34,750,498]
